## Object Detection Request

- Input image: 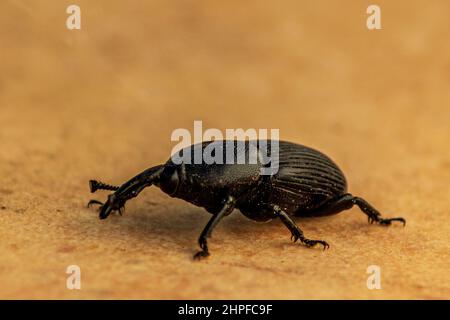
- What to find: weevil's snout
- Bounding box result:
[99,201,112,219]
[99,194,124,219]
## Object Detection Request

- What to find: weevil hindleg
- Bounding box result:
[350,195,406,226]
[273,205,330,250]
[193,196,236,260]
[308,193,406,226]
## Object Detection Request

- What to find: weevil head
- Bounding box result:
[156,163,180,196]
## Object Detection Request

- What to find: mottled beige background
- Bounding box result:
[0,0,449,299]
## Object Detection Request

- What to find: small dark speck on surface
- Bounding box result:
[0,188,13,195]
[57,245,77,253]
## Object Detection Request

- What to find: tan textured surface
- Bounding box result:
[0,1,449,299]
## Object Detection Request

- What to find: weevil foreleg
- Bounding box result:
[193,196,236,260]
[87,199,104,207]
[273,205,330,250]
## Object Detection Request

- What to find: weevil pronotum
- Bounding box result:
[88,140,405,259]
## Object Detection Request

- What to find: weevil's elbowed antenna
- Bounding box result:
[89,180,120,193]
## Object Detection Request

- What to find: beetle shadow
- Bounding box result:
[126,205,275,239]
[80,200,363,256]
[81,202,282,255]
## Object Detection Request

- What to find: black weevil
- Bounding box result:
[88,140,405,259]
